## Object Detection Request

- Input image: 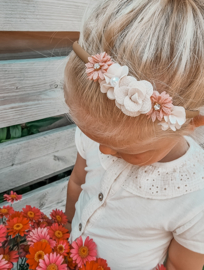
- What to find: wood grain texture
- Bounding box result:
[0,31,79,60]
[0,125,77,193]
[0,177,69,215]
[0,56,69,127]
[0,0,91,31]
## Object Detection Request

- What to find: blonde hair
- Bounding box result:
[64,0,204,147]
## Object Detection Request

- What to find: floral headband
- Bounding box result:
[72,41,199,131]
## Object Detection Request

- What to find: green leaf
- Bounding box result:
[0,127,7,140]
[28,126,39,134]
[26,117,62,129]
[22,128,29,137]
[9,125,22,139]
[0,139,14,143]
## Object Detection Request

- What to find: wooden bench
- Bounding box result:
[0,0,91,214]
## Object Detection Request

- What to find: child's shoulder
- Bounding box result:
[75,126,98,159]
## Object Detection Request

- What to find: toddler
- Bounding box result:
[64,0,204,269]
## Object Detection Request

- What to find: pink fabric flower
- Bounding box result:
[146,91,173,121]
[3,191,22,203]
[85,52,113,82]
[37,252,67,270]
[27,227,56,248]
[0,226,7,247]
[0,255,12,270]
[70,236,97,268]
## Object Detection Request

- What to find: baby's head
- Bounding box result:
[64,0,204,166]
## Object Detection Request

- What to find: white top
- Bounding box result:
[69,126,204,270]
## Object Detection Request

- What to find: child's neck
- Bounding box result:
[159,137,189,163]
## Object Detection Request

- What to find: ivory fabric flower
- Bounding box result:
[4,191,22,203]
[27,227,56,248]
[26,241,52,269]
[0,254,12,270]
[0,226,7,246]
[50,209,68,225]
[70,236,97,268]
[100,63,129,100]
[36,252,68,270]
[22,205,42,222]
[146,91,173,121]
[54,240,70,256]
[85,52,113,82]
[158,106,186,131]
[0,206,14,218]
[48,223,70,241]
[6,216,30,238]
[0,247,19,264]
[114,76,154,117]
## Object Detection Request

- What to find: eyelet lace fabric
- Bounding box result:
[99,136,204,199]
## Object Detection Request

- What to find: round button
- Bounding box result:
[98,192,103,201]
[79,223,82,231]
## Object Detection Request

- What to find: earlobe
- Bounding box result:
[190,115,204,128]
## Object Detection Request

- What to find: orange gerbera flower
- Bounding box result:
[0,206,14,218]
[26,241,52,269]
[48,223,70,241]
[7,211,23,221]
[50,209,68,225]
[79,261,100,270]
[3,191,22,203]
[66,252,77,270]
[6,216,30,238]
[22,205,41,222]
[54,240,70,256]
[95,258,111,270]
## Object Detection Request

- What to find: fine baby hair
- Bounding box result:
[64,0,204,146]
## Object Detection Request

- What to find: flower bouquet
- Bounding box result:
[0,191,166,270]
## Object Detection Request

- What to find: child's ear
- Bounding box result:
[190,115,204,128]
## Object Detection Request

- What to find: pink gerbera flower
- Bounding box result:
[27,227,56,248]
[0,255,12,270]
[50,209,68,225]
[54,240,70,256]
[0,206,14,219]
[0,226,7,247]
[22,205,41,222]
[36,252,67,270]
[146,91,173,122]
[70,236,97,268]
[156,264,166,270]
[0,247,19,265]
[3,191,22,203]
[85,52,113,82]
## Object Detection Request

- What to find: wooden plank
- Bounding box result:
[0,0,91,31]
[0,57,69,128]
[0,125,77,193]
[0,177,69,216]
[0,31,79,60]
